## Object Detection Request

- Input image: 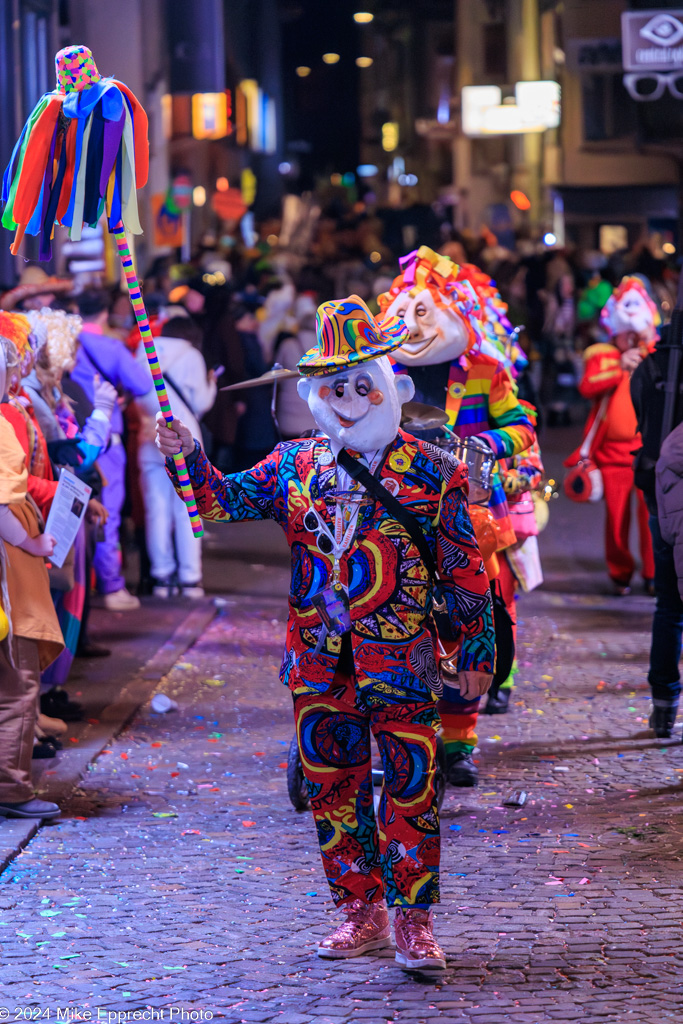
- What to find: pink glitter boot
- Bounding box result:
[317,899,391,959]
[394,907,446,971]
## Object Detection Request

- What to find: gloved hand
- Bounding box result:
[93,374,118,419]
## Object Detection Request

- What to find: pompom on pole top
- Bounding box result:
[55,44,102,92]
[1,45,203,538]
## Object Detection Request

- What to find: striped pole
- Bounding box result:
[112,222,204,538]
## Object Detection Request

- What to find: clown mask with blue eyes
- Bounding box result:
[297,355,415,454]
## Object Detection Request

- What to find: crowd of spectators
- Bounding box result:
[0,193,680,818]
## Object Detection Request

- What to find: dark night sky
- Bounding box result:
[278,1,363,182]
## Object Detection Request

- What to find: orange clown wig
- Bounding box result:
[0,310,33,375]
[377,245,486,353]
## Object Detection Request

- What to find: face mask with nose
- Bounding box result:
[383,288,471,367]
[611,286,656,340]
[297,355,415,453]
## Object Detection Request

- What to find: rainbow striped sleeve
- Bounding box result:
[478,368,536,459]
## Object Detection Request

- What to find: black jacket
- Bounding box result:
[631,324,683,507]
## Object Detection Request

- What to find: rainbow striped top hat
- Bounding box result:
[298,294,409,377]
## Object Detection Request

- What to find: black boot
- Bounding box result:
[446,750,478,787]
[484,687,512,715]
[649,705,677,739]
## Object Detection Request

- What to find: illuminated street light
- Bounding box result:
[193,186,207,207]
[356,56,373,68]
[296,66,311,77]
[354,12,374,23]
[369,251,382,263]
[663,242,676,254]
[216,177,229,192]
[543,232,557,246]
[382,122,399,152]
[323,53,341,64]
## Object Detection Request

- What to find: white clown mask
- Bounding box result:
[610,285,656,339]
[297,356,415,453]
[383,288,470,367]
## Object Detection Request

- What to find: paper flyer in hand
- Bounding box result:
[44,469,92,568]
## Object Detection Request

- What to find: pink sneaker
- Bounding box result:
[317,899,391,959]
[394,907,446,971]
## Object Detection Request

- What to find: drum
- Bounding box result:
[436,434,495,504]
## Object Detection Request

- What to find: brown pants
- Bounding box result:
[0,637,40,804]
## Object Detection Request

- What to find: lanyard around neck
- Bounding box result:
[314,448,383,566]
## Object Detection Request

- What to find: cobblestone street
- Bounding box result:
[1,441,683,1023]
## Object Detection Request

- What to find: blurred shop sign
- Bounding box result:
[566,38,622,73]
[236,81,277,154]
[462,82,560,136]
[192,93,230,139]
[152,194,185,248]
[622,11,683,71]
[415,118,457,139]
[211,188,247,222]
[241,168,258,207]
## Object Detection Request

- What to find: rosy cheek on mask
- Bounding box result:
[368,389,384,405]
[319,385,331,398]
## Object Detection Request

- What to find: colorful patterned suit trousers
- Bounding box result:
[293,666,440,909]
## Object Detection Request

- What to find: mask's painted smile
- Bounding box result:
[330,405,369,428]
[399,334,438,357]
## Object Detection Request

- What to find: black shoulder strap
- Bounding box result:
[164,369,195,416]
[337,447,439,583]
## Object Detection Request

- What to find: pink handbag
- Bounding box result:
[508,494,538,538]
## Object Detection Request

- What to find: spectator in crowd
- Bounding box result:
[70,290,151,611]
[232,295,278,470]
[568,277,657,595]
[0,334,63,819]
[273,292,317,439]
[632,322,683,739]
[192,276,246,474]
[136,316,216,597]
[0,265,72,313]
[22,308,115,689]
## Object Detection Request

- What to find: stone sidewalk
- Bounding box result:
[1,437,683,1022]
[0,578,682,1022]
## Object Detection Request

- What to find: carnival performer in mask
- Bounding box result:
[156,296,495,973]
[378,247,536,785]
[567,276,657,595]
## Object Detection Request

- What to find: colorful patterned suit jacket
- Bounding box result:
[396,351,536,548]
[168,430,495,705]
